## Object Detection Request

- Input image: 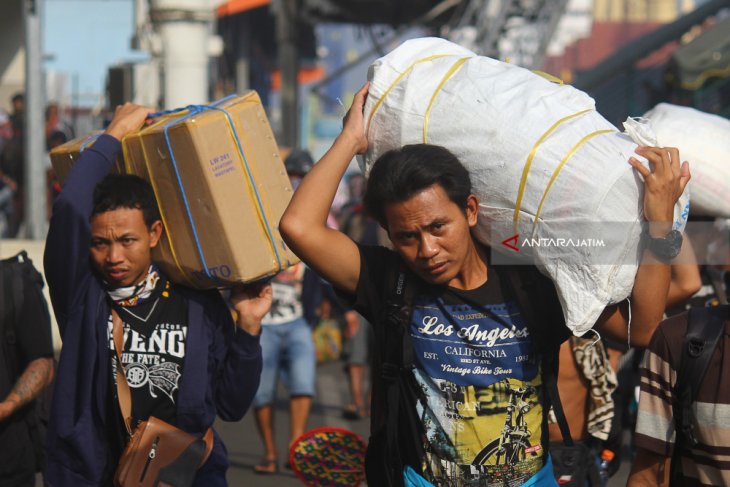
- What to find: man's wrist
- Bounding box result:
[645,228,683,262]
[334,132,362,155]
[647,221,673,238]
[104,127,125,142]
[236,317,262,336]
[0,397,19,418]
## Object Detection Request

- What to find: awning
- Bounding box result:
[216,0,270,17]
[668,16,730,90]
[271,65,326,90]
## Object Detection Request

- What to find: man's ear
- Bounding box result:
[149,220,163,248]
[466,194,479,228]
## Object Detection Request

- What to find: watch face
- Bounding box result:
[651,230,683,260]
[668,230,683,253]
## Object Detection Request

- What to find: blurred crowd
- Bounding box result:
[0,92,74,238]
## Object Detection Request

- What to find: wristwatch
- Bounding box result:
[646,229,683,262]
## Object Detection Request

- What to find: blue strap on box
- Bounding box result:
[147,94,284,285]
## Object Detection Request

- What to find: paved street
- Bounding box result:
[216,360,371,486]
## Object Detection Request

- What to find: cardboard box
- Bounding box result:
[50,131,125,185]
[123,91,299,288]
[51,92,300,289]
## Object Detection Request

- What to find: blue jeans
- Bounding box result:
[253,317,316,407]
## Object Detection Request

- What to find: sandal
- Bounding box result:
[342,404,363,420]
[254,458,278,474]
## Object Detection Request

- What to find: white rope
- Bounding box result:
[626,297,632,348]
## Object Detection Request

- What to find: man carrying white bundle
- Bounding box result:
[280,85,690,487]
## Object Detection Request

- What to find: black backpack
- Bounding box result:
[671,305,729,484]
[0,250,54,473]
[364,257,573,487]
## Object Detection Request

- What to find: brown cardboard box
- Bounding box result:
[50,131,125,184]
[51,92,300,289]
[123,91,299,288]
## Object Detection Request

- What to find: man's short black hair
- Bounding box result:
[363,144,473,227]
[92,174,161,228]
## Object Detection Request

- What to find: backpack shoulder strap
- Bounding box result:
[11,256,25,335]
[0,255,20,382]
[675,306,727,447]
[381,256,420,381]
[372,256,422,485]
[498,264,574,446]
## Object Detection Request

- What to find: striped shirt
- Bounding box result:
[635,311,730,486]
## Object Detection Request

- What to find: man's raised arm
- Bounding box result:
[44,103,152,333]
[280,84,370,295]
[596,146,691,347]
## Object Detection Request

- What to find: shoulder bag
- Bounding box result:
[111,310,214,487]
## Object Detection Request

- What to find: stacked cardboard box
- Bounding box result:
[50,91,300,288]
[50,131,125,184]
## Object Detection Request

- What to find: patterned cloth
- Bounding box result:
[106,265,161,307]
[289,427,367,487]
[548,336,618,441]
[571,336,617,441]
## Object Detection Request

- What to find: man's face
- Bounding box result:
[90,207,162,288]
[385,184,478,286]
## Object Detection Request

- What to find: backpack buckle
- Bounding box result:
[687,338,704,358]
[385,303,406,327]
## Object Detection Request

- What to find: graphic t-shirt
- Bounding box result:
[351,246,546,486]
[108,278,188,429]
[262,263,305,326]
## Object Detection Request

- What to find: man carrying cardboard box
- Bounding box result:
[43,103,271,486]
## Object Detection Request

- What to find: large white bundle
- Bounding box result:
[361,37,689,336]
[642,103,730,217]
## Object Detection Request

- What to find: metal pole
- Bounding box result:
[151,0,214,109]
[276,0,299,148]
[23,0,46,239]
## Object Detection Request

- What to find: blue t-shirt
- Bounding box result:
[352,246,547,486]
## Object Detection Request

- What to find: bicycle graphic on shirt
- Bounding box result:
[472,382,538,466]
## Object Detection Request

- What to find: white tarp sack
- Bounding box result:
[640,103,730,217]
[360,37,690,336]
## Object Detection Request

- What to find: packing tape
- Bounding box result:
[80,133,102,152]
[159,104,225,286]
[532,129,615,227]
[423,57,472,144]
[366,54,452,137]
[207,102,284,275]
[125,136,198,288]
[132,95,236,287]
[513,108,594,234]
[532,70,564,85]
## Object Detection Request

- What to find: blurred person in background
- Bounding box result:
[44,103,73,151]
[0,110,15,237]
[549,238,702,486]
[252,149,321,475]
[0,93,25,237]
[0,254,55,486]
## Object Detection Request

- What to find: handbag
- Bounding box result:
[110,311,214,487]
[549,441,601,486]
